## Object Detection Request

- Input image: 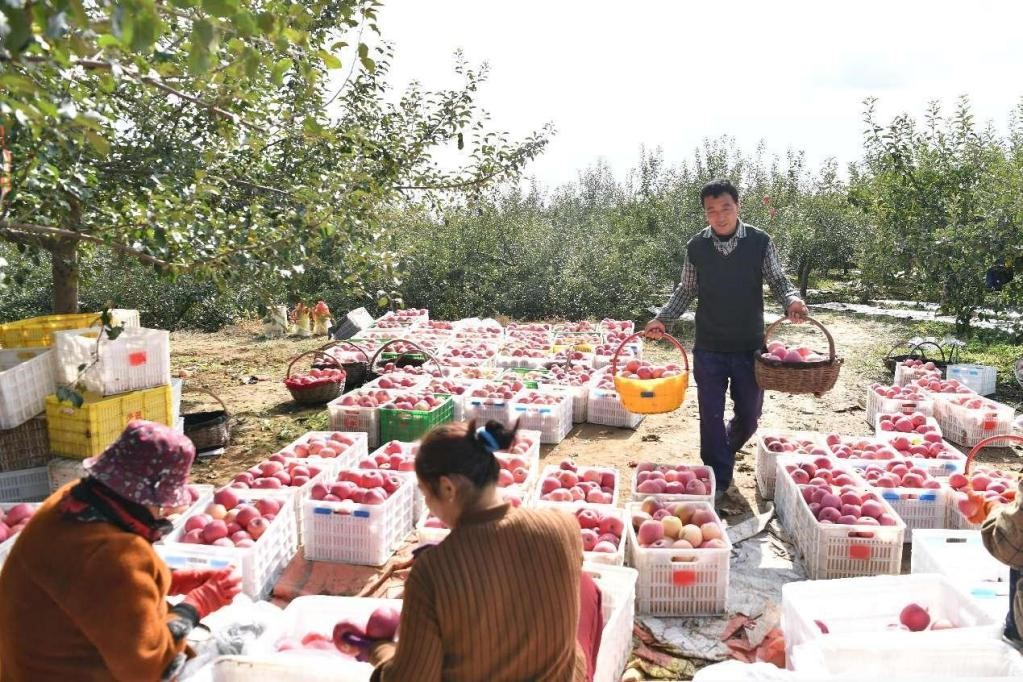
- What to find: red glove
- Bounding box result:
[964,489,998,525]
[169,568,231,596]
[182,571,242,619]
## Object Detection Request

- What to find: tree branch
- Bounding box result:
[0,221,174,268]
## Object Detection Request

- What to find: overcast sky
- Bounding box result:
[373,0,1023,188]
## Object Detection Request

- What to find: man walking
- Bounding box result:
[645,179,807,501]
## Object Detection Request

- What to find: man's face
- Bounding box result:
[703,193,739,236]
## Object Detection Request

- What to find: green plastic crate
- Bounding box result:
[379,395,455,442]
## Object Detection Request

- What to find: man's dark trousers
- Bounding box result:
[693,348,764,492]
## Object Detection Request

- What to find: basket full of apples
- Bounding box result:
[610,332,689,415]
[755,316,842,395]
[284,348,347,405]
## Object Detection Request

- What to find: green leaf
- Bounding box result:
[270,57,293,85]
[56,386,85,409]
[84,130,110,155]
[106,324,124,341]
[317,49,342,69]
[97,34,122,49]
[360,55,376,73]
[202,0,237,18]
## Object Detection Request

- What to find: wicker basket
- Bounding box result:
[182,386,231,452]
[0,416,50,473]
[610,332,689,415]
[317,340,371,391]
[883,340,948,377]
[366,339,443,385]
[755,316,843,396]
[284,349,346,405]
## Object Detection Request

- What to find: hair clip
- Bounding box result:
[475,426,500,453]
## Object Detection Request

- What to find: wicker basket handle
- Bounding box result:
[285,347,344,380]
[609,332,690,378]
[906,341,946,364]
[763,315,836,362]
[963,434,1023,478]
[368,338,445,375]
[179,380,230,416]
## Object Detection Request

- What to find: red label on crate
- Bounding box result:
[128,351,148,366]
[849,544,871,560]
[672,570,696,586]
[342,414,360,429]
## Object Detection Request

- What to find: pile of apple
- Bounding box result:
[600,319,634,334]
[179,488,283,547]
[499,342,549,359]
[593,341,637,360]
[284,367,345,390]
[913,376,975,395]
[553,332,601,347]
[334,389,393,409]
[495,431,538,457]
[538,460,616,504]
[546,363,593,386]
[515,390,569,407]
[389,308,428,319]
[884,434,960,460]
[372,317,414,329]
[441,343,498,363]
[632,499,727,549]
[877,411,939,434]
[574,507,624,554]
[230,459,324,489]
[163,486,207,524]
[310,469,406,505]
[422,378,473,396]
[275,431,361,459]
[796,484,899,526]
[949,467,1017,505]
[555,321,597,333]
[591,372,616,392]
[615,359,685,380]
[0,503,37,543]
[761,433,830,456]
[362,440,417,472]
[372,372,423,390]
[380,392,447,412]
[452,366,502,381]
[824,435,900,460]
[857,461,943,489]
[900,358,941,377]
[550,349,593,366]
[507,323,551,334]
[760,341,827,364]
[782,458,862,487]
[420,320,454,331]
[468,381,520,403]
[634,463,714,497]
[495,452,532,487]
[814,603,955,634]
[870,383,928,401]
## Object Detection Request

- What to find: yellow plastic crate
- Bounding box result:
[0,309,140,348]
[45,384,173,459]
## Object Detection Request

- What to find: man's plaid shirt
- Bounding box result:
[655,221,800,324]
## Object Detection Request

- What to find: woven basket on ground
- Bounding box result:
[366,339,444,384]
[754,316,843,396]
[314,340,370,392]
[285,349,346,405]
[182,386,231,452]
[882,340,947,377]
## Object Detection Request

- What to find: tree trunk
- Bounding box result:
[798,260,812,299]
[51,239,80,313]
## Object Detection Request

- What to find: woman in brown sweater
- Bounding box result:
[361,420,588,681]
[0,420,241,681]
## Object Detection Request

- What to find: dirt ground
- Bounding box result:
[172,310,1022,527]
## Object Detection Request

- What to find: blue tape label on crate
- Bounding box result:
[971,587,998,599]
[354,509,370,518]
[881,492,899,502]
[920,492,938,502]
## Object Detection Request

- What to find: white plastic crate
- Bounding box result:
[156,490,298,599]
[911,529,1011,621]
[0,348,55,430]
[630,463,716,505]
[47,456,85,492]
[626,501,730,616]
[0,466,50,502]
[791,637,1023,680]
[782,574,999,664]
[211,595,400,682]
[771,454,868,533]
[276,431,369,469]
[585,562,639,682]
[894,361,941,387]
[510,390,573,444]
[302,473,414,566]
[947,363,997,396]
[420,378,481,422]
[586,386,644,429]
[171,377,182,423]
[53,326,171,396]
[875,485,949,542]
[934,397,1016,448]
[533,465,620,509]
[754,430,829,500]
[774,462,905,580]
[462,390,516,427]
[326,395,386,450]
[231,461,336,544]
[865,387,934,424]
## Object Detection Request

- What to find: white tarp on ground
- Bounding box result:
[640,508,804,663]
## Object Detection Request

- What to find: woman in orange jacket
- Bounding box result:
[0,420,241,681]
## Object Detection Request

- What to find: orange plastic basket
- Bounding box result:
[610,332,689,414]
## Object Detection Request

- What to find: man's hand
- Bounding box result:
[644,319,665,339]
[786,299,809,324]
